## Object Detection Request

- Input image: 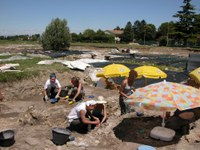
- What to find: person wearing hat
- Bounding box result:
[67,100,100,133]
[92,96,107,125]
[43,73,61,102]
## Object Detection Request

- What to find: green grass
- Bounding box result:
[0,55,12,59]
[0,40,39,45]
[71,42,150,49]
[0,57,69,82]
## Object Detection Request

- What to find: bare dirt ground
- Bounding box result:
[0,45,200,150]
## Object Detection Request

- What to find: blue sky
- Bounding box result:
[0,0,200,35]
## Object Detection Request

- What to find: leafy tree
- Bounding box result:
[193,14,200,33]
[121,21,133,43]
[71,33,81,42]
[114,26,121,30]
[173,0,196,46]
[82,29,95,42]
[159,37,167,46]
[144,24,156,41]
[94,29,107,42]
[41,18,70,51]
[133,20,156,44]
[31,34,40,41]
[133,20,147,42]
[157,22,176,46]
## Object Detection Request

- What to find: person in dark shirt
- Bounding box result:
[165,107,200,135]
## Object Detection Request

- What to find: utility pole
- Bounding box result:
[166,22,169,46]
[143,28,146,45]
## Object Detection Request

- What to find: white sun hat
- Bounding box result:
[85,100,97,106]
[96,96,107,104]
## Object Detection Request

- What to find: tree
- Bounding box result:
[173,0,196,46]
[41,18,70,51]
[144,24,156,41]
[133,20,156,44]
[133,20,147,42]
[193,14,200,33]
[121,21,133,43]
[157,22,176,46]
[71,33,81,42]
[94,29,108,43]
[82,29,95,42]
[114,26,121,30]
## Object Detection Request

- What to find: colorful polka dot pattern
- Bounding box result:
[127,81,200,111]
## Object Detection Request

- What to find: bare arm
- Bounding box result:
[57,87,61,96]
[119,79,135,99]
[119,80,128,98]
[80,110,100,125]
[101,104,107,124]
[43,89,47,96]
[72,81,82,101]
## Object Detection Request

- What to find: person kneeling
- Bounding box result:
[43,73,61,103]
[165,108,197,135]
[68,77,85,104]
[67,100,100,133]
[92,96,107,125]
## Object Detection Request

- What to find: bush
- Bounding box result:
[41,18,71,51]
[159,37,167,46]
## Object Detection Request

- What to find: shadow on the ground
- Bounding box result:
[113,116,182,147]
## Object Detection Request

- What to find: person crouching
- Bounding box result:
[67,100,100,133]
[43,73,61,102]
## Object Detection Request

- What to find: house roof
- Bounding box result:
[106,30,124,35]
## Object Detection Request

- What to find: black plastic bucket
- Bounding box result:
[0,130,15,147]
[52,127,71,145]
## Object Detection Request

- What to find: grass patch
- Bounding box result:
[71,42,150,49]
[0,57,69,82]
[0,71,40,82]
[0,55,12,59]
[0,40,39,45]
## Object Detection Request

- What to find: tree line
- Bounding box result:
[1,0,200,50]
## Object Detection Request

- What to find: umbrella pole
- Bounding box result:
[144,78,147,86]
[161,112,166,127]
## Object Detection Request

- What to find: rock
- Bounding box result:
[25,137,40,146]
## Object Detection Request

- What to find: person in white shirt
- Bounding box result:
[67,100,100,133]
[43,73,61,101]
